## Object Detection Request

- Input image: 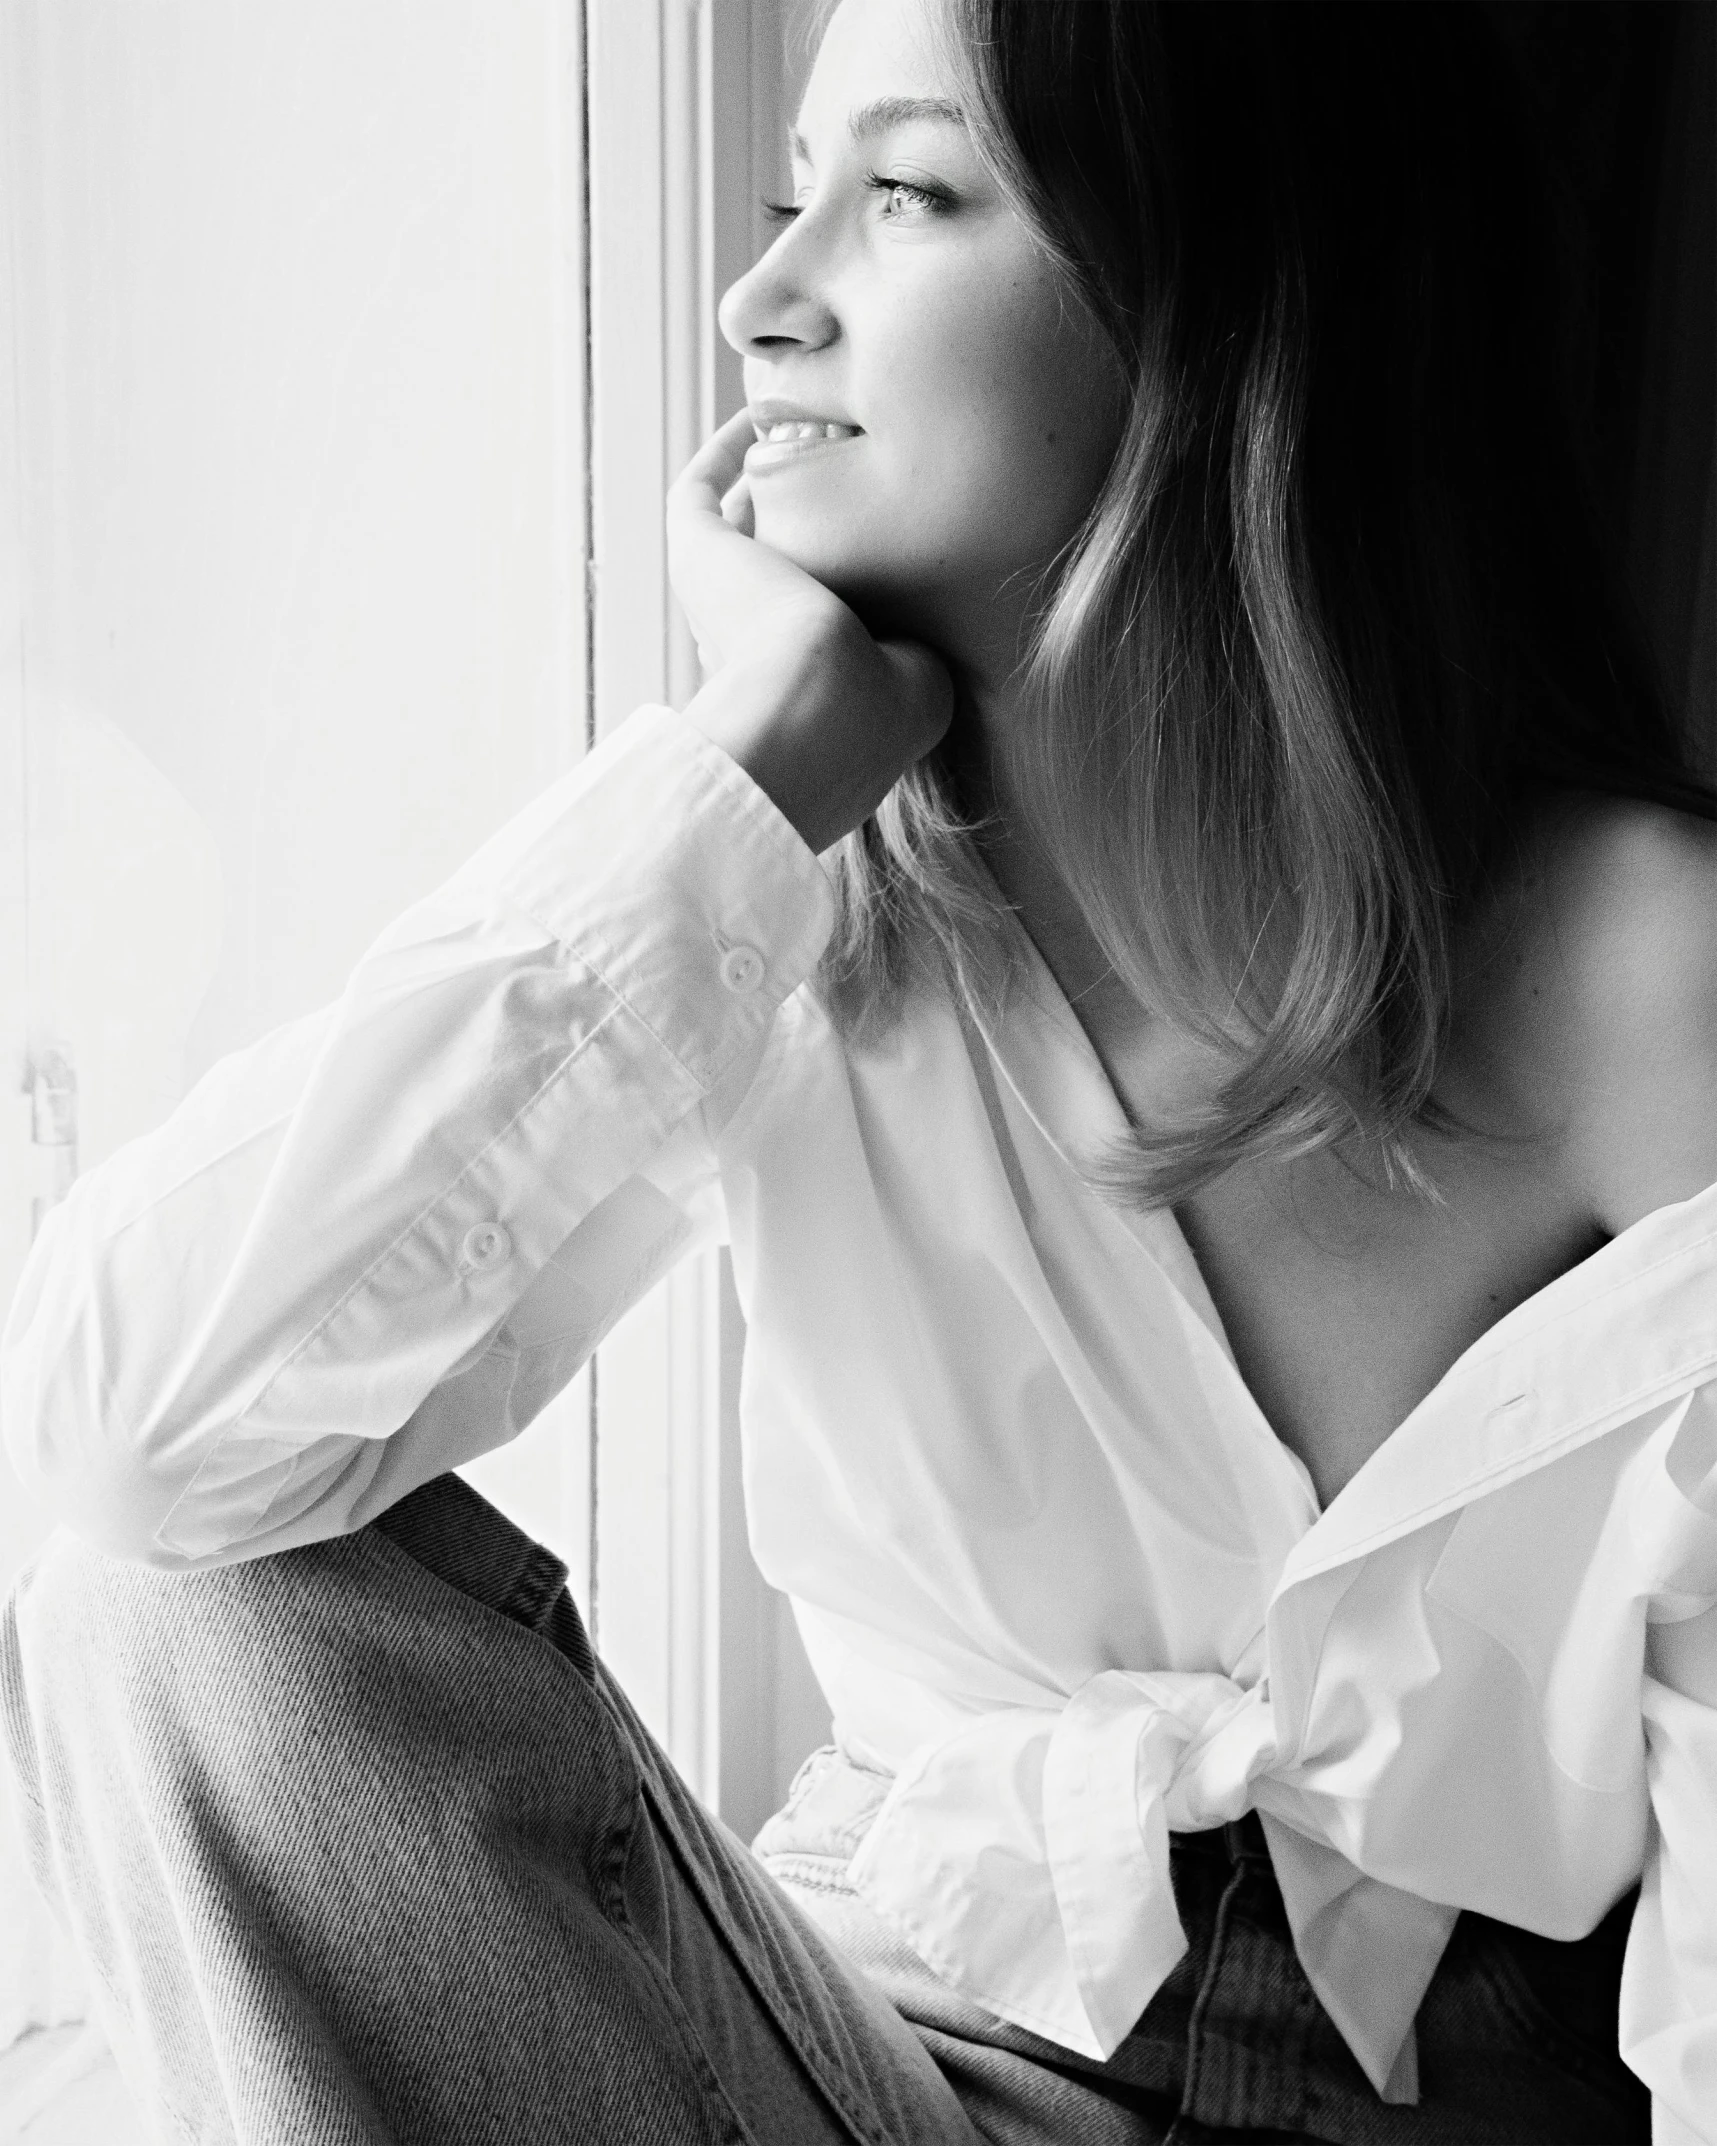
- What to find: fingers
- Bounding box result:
[720,474,754,537]
[670,407,759,521]
[666,407,843,676]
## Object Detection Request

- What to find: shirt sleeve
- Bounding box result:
[1619,1383,1717,2146]
[0,705,834,1570]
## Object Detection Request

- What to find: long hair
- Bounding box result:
[818,1,1711,1204]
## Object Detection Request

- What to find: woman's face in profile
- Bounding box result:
[718,0,1125,657]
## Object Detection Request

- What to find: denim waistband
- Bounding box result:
[754,1746,1649,2143]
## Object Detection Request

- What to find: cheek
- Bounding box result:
[747,264,1121,599]
[881,280,1121,569]
[951,364,1110,548]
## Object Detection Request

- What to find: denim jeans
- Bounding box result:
[1,1472,1650,2145]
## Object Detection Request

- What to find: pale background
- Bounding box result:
[0,1,827,2129]
[0,0,1710,2137]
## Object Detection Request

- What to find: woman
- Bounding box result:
[4,1,1714,2140]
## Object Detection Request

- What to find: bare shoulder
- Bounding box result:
[1498,793,1717,1232]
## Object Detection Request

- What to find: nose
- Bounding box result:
[717,218,840,365]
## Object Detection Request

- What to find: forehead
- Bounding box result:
[797,0,959,144]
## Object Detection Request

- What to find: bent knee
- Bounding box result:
[2,1530,195,1849]
[8,1518,597,1801]
[3,1525,407,1798]
[9,1527,266,1705]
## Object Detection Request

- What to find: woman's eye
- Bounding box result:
[758,174,954,230]
[862,171,951,222]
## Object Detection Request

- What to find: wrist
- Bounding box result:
[684,640,860,855]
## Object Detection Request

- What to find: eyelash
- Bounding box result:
[761,172,952,225]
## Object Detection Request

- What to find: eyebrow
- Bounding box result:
[789,95,965,163]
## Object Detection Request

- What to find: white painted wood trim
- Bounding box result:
[584,0,829,1826]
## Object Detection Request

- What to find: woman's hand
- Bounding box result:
[666,409,953,855]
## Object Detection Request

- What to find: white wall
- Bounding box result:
[0,0,594,1574]
[0,0,590,2044]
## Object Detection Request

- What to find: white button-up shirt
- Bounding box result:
[5,707,1715,2141]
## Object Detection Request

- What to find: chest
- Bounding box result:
[1172,1149,1605,1507]
[1050,961,1605,1507]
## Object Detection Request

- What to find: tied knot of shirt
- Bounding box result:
[846,1667,1456,2106]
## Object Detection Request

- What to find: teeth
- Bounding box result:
[760,420,858,443]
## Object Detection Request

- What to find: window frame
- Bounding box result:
[578,0,828,1832]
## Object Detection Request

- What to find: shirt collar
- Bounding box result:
[1283,1176,1717,1583]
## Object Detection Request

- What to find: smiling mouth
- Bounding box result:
[756,419,861,444]
[744,419,863,476]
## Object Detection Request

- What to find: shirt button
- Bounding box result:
[458,1222,513,1274]
[719,944,765,995]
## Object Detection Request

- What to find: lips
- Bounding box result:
[746,400,863,438]
[743,408,864,476]
[754,418,861,444]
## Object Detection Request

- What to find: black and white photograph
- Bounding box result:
[0,2,1713,2140]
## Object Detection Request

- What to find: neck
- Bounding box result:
[885,580,1146,1024]
[941,670,1117,1015]
[924,586,1038,829]
[860,567,1032,766]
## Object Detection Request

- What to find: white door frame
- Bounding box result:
[584,0,824,1831]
